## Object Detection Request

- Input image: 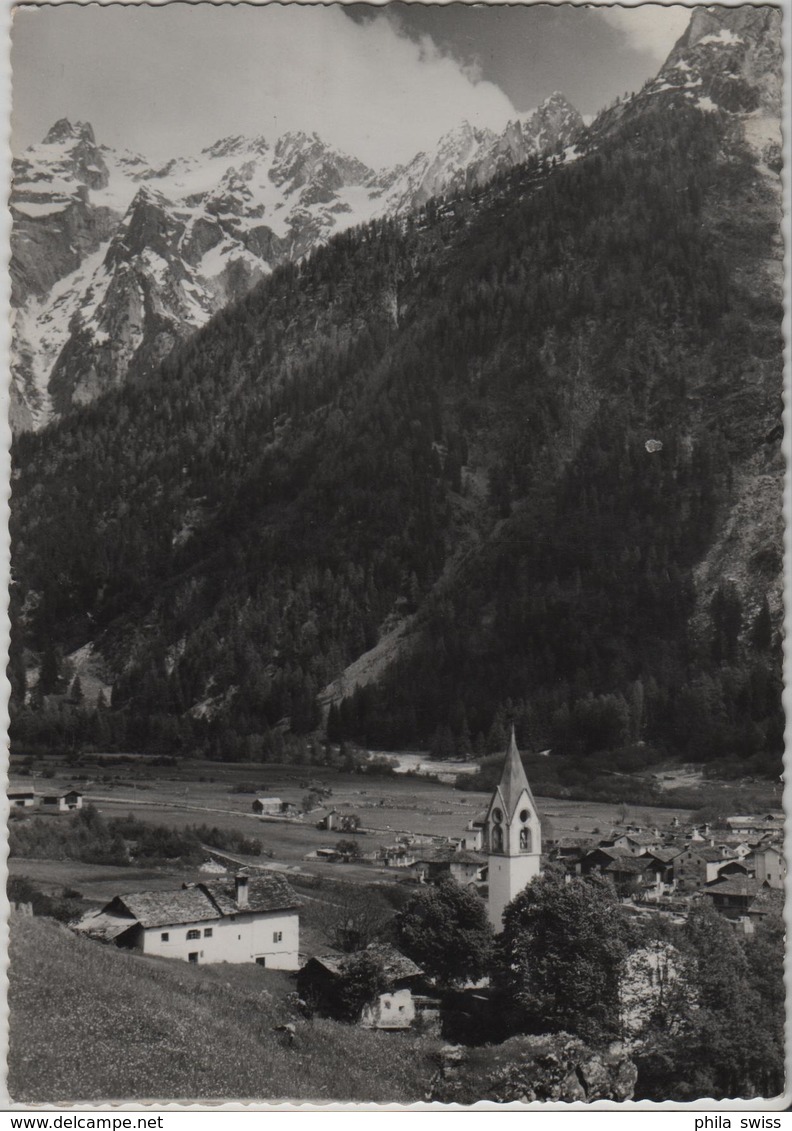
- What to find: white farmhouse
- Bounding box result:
[77,872,300,969]
[7,789,36,808]
[41,789,83,812]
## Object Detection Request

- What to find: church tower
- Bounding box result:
[484,727,542,930]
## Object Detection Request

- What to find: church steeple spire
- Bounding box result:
[498,726,536,819]
[484,727,543,930]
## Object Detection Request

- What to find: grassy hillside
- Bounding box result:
[8,915,439,1103]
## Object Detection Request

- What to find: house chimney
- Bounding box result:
[235,873,249,910]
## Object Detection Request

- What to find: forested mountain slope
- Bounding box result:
[10,7,783,774]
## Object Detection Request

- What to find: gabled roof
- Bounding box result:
[76,910,139,942]
[302,945,422,985]
[365,943,422,981]
[693,847,731,862]
[109,873,300,929]
[201,873,300,916]
[615,832,659,845]
[704,877,763,897]
[644,848,677,863]
[585,846,632,860]
[604,856,651,874]
[115,887,218,929]
[492,727,539,820]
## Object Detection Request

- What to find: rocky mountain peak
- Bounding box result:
[657,3,782,115]
[43,118,96,146]
[202,135,269,160]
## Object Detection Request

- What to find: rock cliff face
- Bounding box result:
[376,93,583,210]
[10,96,584,429]
[429,1036,638,1103]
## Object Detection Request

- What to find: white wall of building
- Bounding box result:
[141,908,299,969]
[488,852,541,930]
[754,848,786,889]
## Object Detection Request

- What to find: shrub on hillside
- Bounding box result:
[8,876,85,923]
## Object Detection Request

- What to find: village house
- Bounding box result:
[604,854,666,897]
[318,811,361,833]
[461,813,486,852]
[725,813,784,837]
[748,844,786,889]
[252,796,282,815]
[608,830,663,855]
[579,845,634,876]
[7,788,36,808]
[41,789,83,812]
[305,847,343,863]
[380,846,418,869]
[297,944,437,1030]
[408,847,485,887]
[638,848,677,884]
[672,844,735,890]
[702,876,766,921]
[77,872,300,968]
[547,838,592,871]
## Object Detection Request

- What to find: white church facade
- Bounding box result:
[483,728,542,929]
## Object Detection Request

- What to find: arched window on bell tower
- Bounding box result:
[491,808,504,853]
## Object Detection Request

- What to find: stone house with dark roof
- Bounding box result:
[672,844,735,890]
[76,872,300,968]
[580,846,633,876]
[702,876,765,920]
[604,854,666,896]
[297,944,437,1030]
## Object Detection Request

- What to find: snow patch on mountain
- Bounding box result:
[12,95,586,427]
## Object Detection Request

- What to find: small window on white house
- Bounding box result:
[187,929,201,940]
[161,932,169,942]
[204,928,213,937]
[273,930,283,943]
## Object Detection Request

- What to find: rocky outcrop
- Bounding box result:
[428,1035,638,1104]
[378,94,584,213]
[649,4,782,115]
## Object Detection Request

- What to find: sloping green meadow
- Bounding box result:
[8,915,439,1104]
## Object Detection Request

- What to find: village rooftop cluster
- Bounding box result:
[9,731,784,1040]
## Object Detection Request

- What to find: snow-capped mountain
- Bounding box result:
[375,93,582,211]
[11,96,583,429]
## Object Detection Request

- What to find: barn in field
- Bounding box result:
[41,790,83,812]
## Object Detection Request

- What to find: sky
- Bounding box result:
[11,2,692,170]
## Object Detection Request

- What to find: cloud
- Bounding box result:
[11,4,518,170]
[597,5,692,62]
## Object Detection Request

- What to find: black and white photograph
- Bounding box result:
[4,0,787,1108]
